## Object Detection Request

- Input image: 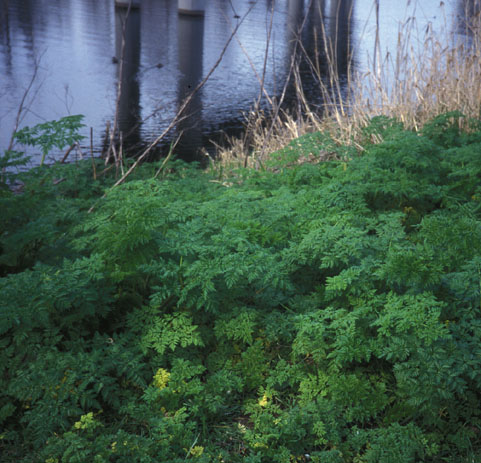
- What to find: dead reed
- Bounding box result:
[216,0,481,168]
[344,0,481,137]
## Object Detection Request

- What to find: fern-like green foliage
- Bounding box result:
[14,115,85,165]
[1,114,481,462]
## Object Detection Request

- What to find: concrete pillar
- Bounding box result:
[178,0,205,16]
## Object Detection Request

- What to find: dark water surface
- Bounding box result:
[0,0,468,164]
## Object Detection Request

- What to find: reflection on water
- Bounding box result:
[0,0,467,163]
[327,0,354,75]
[177,12,204,155]
[115,5,141,149]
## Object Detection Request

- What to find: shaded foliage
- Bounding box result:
[1,114,481,462]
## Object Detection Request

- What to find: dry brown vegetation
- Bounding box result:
[215,0,481,169]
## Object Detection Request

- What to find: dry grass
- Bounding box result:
[215,0,481,168]
[346,1,481,137]
[208,108,317,170]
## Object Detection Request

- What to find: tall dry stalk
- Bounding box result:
[309,0,481,144]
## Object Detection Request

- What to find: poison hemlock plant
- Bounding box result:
[14,115,85,165]
[1,113,481,462]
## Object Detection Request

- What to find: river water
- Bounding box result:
[0,0,471,164]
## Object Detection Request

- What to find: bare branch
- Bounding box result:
[6,57,41,152]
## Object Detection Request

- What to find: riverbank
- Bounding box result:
[3,0,480,164]
[214,0,481,171]
[1,113,481,462]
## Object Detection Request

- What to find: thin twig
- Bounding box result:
[90,127,97,180]
[60,143,76,164]
[153,133,180,179]
[1,56,42,182]
[6,57,41,153]
[219,9,274,106]
[373,0,381,79]
[184,434,200,461]
[119,132,125,177]
[258,1,275,109]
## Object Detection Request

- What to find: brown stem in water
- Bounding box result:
[6,57,41,153]
[60,143,76,163]
[1,54,43,181]
[90,127,97,179]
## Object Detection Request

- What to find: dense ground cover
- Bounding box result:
[1,113,481,462]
